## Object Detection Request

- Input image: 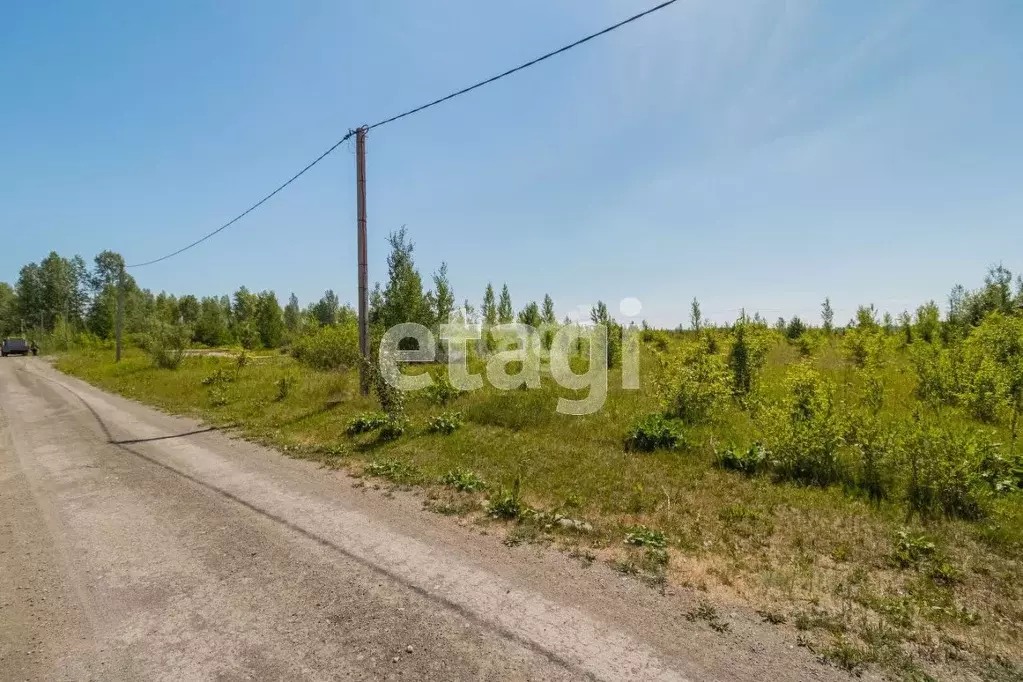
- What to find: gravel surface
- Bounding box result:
[0,357,861,681]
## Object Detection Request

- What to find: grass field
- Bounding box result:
[57,333,1023,682]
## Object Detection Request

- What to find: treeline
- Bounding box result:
[0,227,579,361]
[681,265,1023,343]
[4,228,1019,370]
[0,249,353,350]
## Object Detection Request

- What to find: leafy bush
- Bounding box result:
[903,421,997,521]
[716,442,770,476]
[785,316,807,340]
[977,445,1023,492]
[643,330,670,352]
[729,314,770,398]
[959,313,1023,425]
[909,313,1023,432]
[208,386,229,407]
[378,417,407,441]
[345,412,388,436]
[364,458,421,484]
[658,344,731,424]
[794,330,823,358]
[440,468,486,492]
[424,373,462,406]
[141,320,190,369]
[605,322,624,369]
[915,301,941,343]
[623,413,686,452]
[235,322,259,351]
[891,529,936,568]
[761,362,845,487]
[702,329,720,354]
[964,357,1007,423]
[910,342,962,409]
[929,561,964,586]
[200,368,234,386]
[428,411,464,435]
[488,477,525,519]
[847,416,900,502]
[290,321,360,371]
[371,350,407,421]
[624,525,667,549]
[858,367,887,415]
[842,326,886,369]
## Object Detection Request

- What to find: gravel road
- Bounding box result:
[0,357,856,681]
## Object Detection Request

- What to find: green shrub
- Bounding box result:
[970,314,1023,436]
[915,302,941,343]
[371,350,407,421]
[859,367,887,415]
[904,421,996,521]
[729,314,770,399]
[761,363,845,487]
[977,444,1023,492]
[141,320,190,370]
[910,342,962,410]
[703,329,720,354]
[891,529,936,568]
[424,373,462,406]
[208,386,229,407]
[236,322,259,351]
[488,477,525,519]
[795,330,823,358]
[928,561,964,586]
[913,312,1023,427]
[365,458,421,483]
[643,330,670,352]
[440,468,486,492]
[378,417,407,441]
[605,321,624,369]
[345,412,388,436]
[964,357,1007,423]
[624,525,667,549]
[290,321,360,371]
[658,344,731,424]
[785,316,807,340]
[847,416,900,502]
[428,411,464,435]
[623,414,686,452]
[842,326,886,368]
[200,368,234,386]
[716,442,770,476]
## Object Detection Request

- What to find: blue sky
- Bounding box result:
[2,0,1021,328]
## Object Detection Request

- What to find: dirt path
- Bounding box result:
[0,357,857,681]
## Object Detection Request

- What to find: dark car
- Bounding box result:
[1,338,32,357]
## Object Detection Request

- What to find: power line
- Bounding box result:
[127,0,679,268]
[366,0,680,131]
[127,130,356,268]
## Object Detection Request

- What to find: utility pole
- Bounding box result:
[116,266,125,362]
[356,126,370,395]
